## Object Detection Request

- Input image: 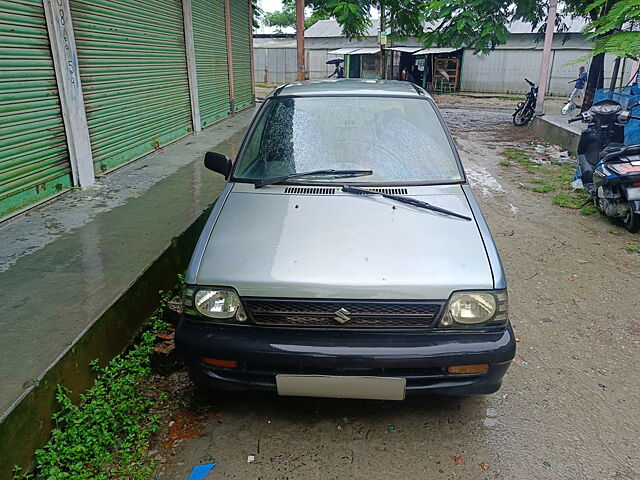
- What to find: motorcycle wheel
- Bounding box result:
[513,105,533,126]
[622,207,640,233]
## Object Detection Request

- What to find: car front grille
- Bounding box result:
[243,299,443,328]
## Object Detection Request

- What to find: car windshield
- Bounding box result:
[233,96,463,184]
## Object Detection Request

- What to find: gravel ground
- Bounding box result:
[152,109,640,480]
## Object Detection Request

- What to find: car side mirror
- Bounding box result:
[204,152,232,178]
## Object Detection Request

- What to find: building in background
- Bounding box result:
[253,18,635,96]
[1,0,254,222]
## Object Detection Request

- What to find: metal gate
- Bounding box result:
[192,0,231,128]
[70,0,192,174]
[229,0,253,112]
[0,0,72,220]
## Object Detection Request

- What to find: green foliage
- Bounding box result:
[624,244,640,253]
[501,146,598,215]
[13,287,180,480]
[263,0,329,30]
[583,0,640,58]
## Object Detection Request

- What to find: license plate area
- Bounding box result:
[276,374,406,401]
[627,186,640,201]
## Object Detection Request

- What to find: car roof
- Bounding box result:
[274,79,428,98]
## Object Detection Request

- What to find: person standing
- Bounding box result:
[568,66,588,104]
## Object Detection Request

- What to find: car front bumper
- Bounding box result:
[176,319,517,396]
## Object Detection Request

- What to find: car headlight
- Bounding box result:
[440,290,508,327]
[184,287,247,322]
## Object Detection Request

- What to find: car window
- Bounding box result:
[234,96,462,183]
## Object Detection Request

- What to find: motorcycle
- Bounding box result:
[570,99,640,232]
[513,78,538,126]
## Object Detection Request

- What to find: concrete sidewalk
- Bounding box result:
[0,108,255,475]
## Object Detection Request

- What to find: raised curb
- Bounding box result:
[531,115,581,153]
[0,204,212,478]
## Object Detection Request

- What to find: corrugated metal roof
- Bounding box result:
[306,19,380,38]
[413,47,459,55]
[387,46,422,53]
[349,47,380,54]
[328,47,359,54]
[305,18,587,39]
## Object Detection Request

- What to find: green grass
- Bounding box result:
[496,96,523,101]
[502,146,597,216]
[608,228,626,236]
[499,161,513,167]
[255,83,277,89]
[625,244,640,253]
[13,285,182,480]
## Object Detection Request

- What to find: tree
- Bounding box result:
[263,0,329,32]
[584,0,640,59]
[306,0,636,105]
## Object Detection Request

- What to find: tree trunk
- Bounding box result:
[582,52,605,111]
[609,57,621,91]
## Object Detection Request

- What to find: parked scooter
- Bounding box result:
[513,79,538,126]
[570,99,640,232]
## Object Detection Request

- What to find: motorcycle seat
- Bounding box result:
[599,143,627,160]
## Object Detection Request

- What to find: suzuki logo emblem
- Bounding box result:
[333,307,351,324]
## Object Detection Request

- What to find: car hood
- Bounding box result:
[196,184,494,299]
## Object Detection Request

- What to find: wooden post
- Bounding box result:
[535,0,557,115]
[43,0,95,188]
[224,0,235,112]
[296,0,305,81]
[182,0,201,133]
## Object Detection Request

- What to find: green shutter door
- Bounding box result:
[192,0,231,128]
[70,0,192,174]
[0,0,72,220]
[229,0,253,112]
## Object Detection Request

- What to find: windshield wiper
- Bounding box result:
[342,185,472,221]
[254,169,373,188]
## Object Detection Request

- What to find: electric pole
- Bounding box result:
[296,0,305,81]
[535,0,557,115]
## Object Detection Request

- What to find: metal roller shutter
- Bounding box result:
[229,0,253,112]
[0,0,72,220]
[70,0,192,174]
[192,0,231,128]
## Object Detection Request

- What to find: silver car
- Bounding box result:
[177,80,515,400]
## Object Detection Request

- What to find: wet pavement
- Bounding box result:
[0,109,255,421]
[155,108,640,480]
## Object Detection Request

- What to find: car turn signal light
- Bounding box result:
[201,357,238,368]
[447,364,489,374]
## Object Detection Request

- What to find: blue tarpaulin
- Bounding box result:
[594,86,640,145]
[187,463,216,480]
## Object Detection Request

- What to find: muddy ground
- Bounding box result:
[151,109,640,480]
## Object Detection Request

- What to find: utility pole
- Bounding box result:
[296,0,305,81]
[535,0,557,116]
[379,2,385,79]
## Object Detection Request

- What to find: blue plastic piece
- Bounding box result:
[188,463,216,480]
